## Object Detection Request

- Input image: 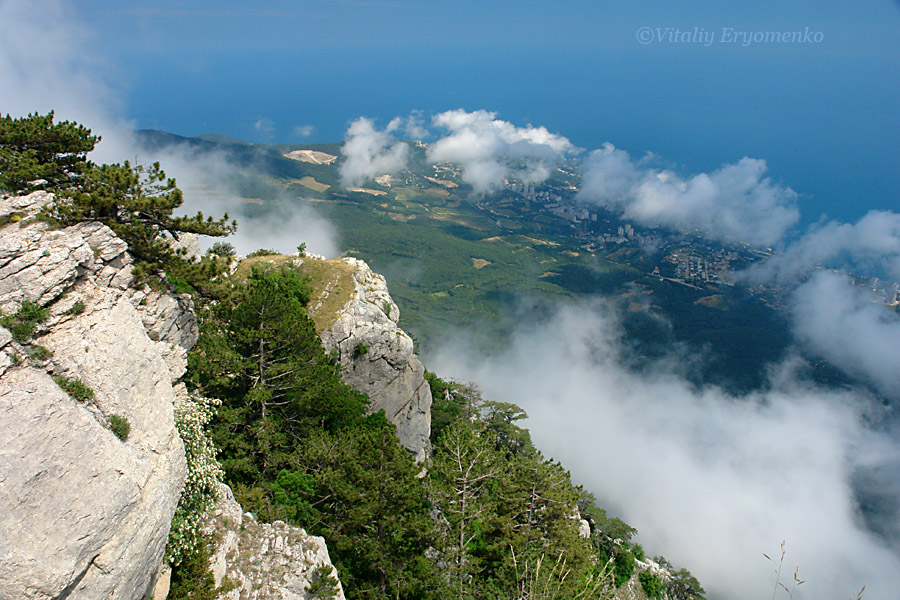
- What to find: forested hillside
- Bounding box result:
[0,112,705,600]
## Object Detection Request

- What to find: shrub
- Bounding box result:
[1,299,50,342]
[612,547,636,587]
[53,375,94,401]
[246,248,278,258]
[67,300,86,315]
[108,414,130,441]
[639,569,664,599]
[353,341,369,358]
[168,534,233,600]
[27,344,52,364]
[166,393,223,566]
[207,241,236,258]
[306,564,340,599]
[633,543,645,561]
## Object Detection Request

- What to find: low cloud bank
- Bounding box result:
[139,143,340,258]
[790,271,900,398]
[744,210,900,286]
[577,143,800,247]
[738,211,900,399]
[427,109,576,193]
[428,301,900,600]
[339,117,410,188]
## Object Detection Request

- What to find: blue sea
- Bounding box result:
[125,46,899,230]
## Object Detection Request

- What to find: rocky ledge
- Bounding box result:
[203,483,346,600]
[319,257,432,462]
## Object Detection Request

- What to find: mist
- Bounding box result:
[427,299,900,600]
[136,141,340,258]
[0,0,340,258]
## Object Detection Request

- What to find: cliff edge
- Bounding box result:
[316,256,432,462]
[0,191,190,599]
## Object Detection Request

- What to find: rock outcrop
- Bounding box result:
[204,483,346,600]
[0,192,189,599]
[319,257,432,461]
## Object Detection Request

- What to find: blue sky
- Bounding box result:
[9,0,900,225]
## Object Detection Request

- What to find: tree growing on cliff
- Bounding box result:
[0,111,99,193]
[46,160,236,274]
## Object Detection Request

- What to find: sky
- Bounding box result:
[64,0,900,227]
[4,1,900,599]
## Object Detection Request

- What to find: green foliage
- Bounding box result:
[26,344,52,364]
[66,300,86,315]
[246,248,279,257]
[668,567,706,600]
[633,543,646,561]
[426,371,470,442]
[611,547,636,587]
[189,262,445,599]
[1,299,50,342]
[0,111,98,193]
[294,425,441,600]
[45,160,236,273]
[166,393,224,567]
[201,266,369,465]
[428,419,500,599]
[271,469,314,524]
[207,241,236,257]
[108,414,130,441]
[639,569,665,599]
[306,564,340,599]
[512,551,614,600]
[0,211,25,227]
[53,375,94,402]
[168,534,233,600]
[353,340,369,358]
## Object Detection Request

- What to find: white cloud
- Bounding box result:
[428,300,900,600]
[253,117,276,141]
[339,117,410,187]
[578,144,800,247]
[745,210,900,286]
[790,271,900,398]
[293,124,315,139]
[386,112,430,140]
[428,109,576,194]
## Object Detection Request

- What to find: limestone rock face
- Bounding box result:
[0,192,191,599]
[320,257,432,461]
[205,483,346,600]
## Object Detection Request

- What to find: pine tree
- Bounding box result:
[428,420,500,599]
[192,265,369,486]
[46,160,236,272]
[0,111,98,193]
[297,426,443,600]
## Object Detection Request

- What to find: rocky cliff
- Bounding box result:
[203,483,346,600]
[0,191,189,599]
[0,192,346,600]
[317,257,432,462]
